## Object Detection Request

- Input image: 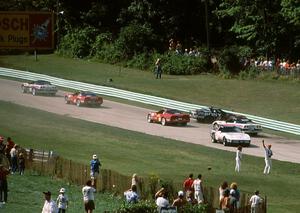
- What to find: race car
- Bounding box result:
[147,109,190,126]
[21,80,58,96]
[189,107,232,123]
[213,115,263,135]
[211,124,251,146]
[64,91,103,107]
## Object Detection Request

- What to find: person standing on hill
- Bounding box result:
[192,174,204,204]
[56,188,68,213]
[90,154,101,189]
[262,140,273,174]
[235,145,242,172]
[154,58,162,79]
[42,191,58,213]
[183,173,194,197]
[82,180,96,213]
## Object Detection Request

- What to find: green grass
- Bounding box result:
[0,54,300,125]
[1,101,300,213]
[3,173,123,212]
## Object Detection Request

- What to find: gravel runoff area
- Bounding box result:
[1,78,300,164]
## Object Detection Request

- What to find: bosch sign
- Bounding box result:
[0,11,54,49]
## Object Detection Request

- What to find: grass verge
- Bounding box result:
[0,100,299,213]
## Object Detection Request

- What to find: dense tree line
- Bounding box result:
[1,0,299,74]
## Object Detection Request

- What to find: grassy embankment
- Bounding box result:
[0,101,299,213]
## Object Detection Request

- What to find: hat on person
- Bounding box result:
[43,191,51,196]
[92,154,97,159]
[59,188,66,193]
[178,190,184,197]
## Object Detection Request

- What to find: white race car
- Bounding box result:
[21,80,58,96]
[211,124,251,146]
[212,115,262,135]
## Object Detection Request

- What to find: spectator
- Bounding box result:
[56,188,68,213]
[18,152,25,175]
[131,173,138,187]
[5,137,15,168]
[0,164,9,204]
[82,180,96,213]
[90,154,101,189]
[42,191,58,213]
[172,190,187,213]
[183,173,194,199]
[262,140,273,174]
[10,144,18,174]
[0,136,5,154]
[229,182,240,209]
[235,145,242,172]
[192,174,204,204]
[219,181,229,201]
[249,190,263,213]
[219,189,231,213]
[154,58,162,79]
[124,185,139,204]
[155,187,170,208]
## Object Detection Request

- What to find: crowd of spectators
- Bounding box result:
[241,57,300,76]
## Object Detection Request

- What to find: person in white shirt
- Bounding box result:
[262,140,273,174]
[56,188,68,213]
[192,174,204,204]
[82,180,96,213]
[42,191,58,213]
[235,146,242,172]
[155,187,170,208]
[249,190,263,213]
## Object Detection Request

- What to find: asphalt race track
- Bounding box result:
[1,78,300,164]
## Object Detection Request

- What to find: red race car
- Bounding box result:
[147,109,190,126]
[64,91,103,107]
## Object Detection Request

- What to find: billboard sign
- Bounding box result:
[0,11,54,49]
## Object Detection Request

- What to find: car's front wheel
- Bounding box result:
[223,137,228,146]
[147,114,152,123]
[161,118,167,126]
[211,133,217,143]
[65,97,70,104]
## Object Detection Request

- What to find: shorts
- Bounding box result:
[90,171,99,179]
[84,200,95,211]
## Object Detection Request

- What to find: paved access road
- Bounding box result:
[1,78,300,164]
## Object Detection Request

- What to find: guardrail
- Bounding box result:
[1,67,300,135]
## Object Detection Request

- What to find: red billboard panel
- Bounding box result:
[0,11,54,49]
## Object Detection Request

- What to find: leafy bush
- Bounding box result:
[58,26,99,58]
[116,200,157,213]
[115,23,156,60]
[162,53,208,75]
[90,32,113,57]
[126,53,155,70]
[218,45,243,75]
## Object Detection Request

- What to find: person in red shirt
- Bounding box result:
[183,173,194,198]
[0,164,10,204]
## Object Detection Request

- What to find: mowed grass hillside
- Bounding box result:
[0,54,300,125]
[1,101,300,213]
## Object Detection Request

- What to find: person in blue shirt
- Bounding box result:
[90,154,101,189]
[124,185,139,204]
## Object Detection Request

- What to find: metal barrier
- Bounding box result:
[1,67,300,135]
